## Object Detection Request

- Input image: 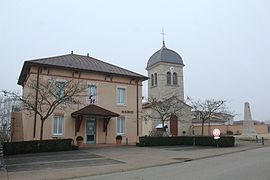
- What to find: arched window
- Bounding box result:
[151,74,154,86]
[173,72,177,85]
[154,73,157,86]
[167,72,171,85]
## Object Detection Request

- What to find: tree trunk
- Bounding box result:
[40,120,44,140]
[162,121,166,133]
[201,121,204,136]
[208,120,211,135]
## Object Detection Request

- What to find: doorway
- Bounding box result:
[170,115,178,136]
[86,117,96,144]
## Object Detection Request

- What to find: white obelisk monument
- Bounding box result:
[242,102,257,137]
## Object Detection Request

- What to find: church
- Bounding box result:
[142,41,192,136]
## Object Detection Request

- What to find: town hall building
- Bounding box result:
[12,52,148,144]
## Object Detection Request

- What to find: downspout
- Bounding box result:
[33,67,40,139]
[136,80,139,137]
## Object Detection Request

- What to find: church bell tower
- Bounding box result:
[146,41,185,101]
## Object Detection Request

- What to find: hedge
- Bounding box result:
[137,136,235,147]
[2,138,74,155]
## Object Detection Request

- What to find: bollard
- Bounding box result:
[262,137,264,145]
[256,135,258,143]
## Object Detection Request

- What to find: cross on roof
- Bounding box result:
[161,28,166,46]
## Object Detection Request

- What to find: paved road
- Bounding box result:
[77,146,270,180]
[5,150,123,172]
[3,142,269,180]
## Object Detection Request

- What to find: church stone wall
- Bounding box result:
[177,106,192,135]
[148,62,184,101]
[142,104,192,136]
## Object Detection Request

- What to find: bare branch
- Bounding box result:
[2,79,87,140]
[146,96,186,131]
[187,97,234,136]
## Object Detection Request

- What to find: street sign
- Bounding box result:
[213,128,220,139]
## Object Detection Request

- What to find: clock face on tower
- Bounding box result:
[170,67,174,71]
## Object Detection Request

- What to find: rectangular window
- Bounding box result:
[88,85,97,104]
[117,117,125,135]
[53,116,64,136]
[117,87,126,105]
[55,81,66,100]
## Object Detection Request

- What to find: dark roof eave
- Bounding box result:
[146,61,185,70]
[18,61,149,85]
[71,113,119,118]
[17,61,30,86]
[71,104,120,118]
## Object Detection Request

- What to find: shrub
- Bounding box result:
[2,138,74,155]
[195,136,235,147]
[116,135,122,140]
[76,136,84,141]
[139,136,193,146]
[137,136,235,147]
[226,131,234,135]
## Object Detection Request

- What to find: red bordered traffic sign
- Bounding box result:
[213,129,220,139]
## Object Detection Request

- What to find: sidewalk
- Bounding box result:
[1,139,269,180]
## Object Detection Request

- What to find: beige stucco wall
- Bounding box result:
[20,66,144,144]
[192,124,268,136]
[11,111,23,142]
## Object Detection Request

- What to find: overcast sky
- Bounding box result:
[1,0,270,121]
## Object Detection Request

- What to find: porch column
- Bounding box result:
[75,115,83,136]
[103,117,111,143]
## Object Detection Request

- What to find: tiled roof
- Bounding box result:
[18,53,148,85]
[71,104,119,117]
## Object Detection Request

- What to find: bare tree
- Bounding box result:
[0,94,10,142]
[0,93,20,142]
[146,96,186,133]
[187,98,233,136]
[3,78,86,140]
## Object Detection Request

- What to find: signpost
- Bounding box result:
[213,128,220,148]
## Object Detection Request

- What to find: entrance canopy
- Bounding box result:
[71,104,119,135]
[71,104,119,118]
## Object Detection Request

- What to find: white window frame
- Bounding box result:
[88,83,98,104]
[116,116,125,135]
[116,86,126,106]
[52,116,64,136]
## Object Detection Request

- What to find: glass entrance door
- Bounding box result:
[86,117,96,144]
